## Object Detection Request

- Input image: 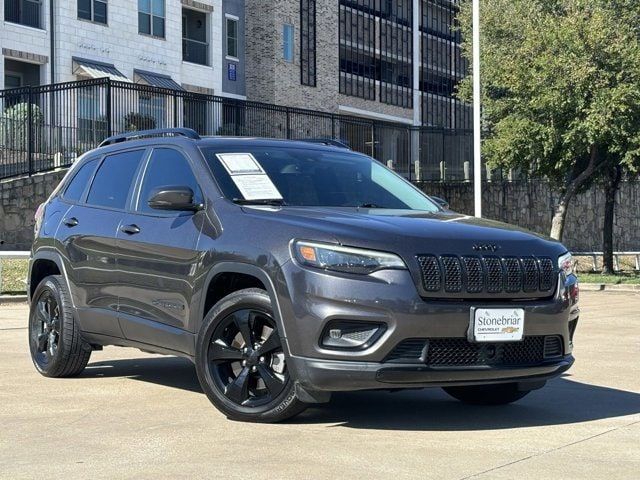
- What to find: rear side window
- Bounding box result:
[63,158,99,202]
[86,150,145,210]
[137,148,202,213]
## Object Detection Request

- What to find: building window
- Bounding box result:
[182,8,209,65]
[420,0,470,128]
[4,0,42,29]
[226,16,238,58]
[283,24,294,63]
[339,1,376,100]
[139,92,167,128]
[300,0,316,86]
[78,0,107,24]
[138,0,165,38]
[379,0,412,108]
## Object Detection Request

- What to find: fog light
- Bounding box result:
[321,321,386,350]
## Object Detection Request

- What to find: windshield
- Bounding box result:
[200,145,439,211]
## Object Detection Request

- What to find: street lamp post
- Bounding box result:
[473,0,482,217]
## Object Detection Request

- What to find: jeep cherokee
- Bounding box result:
[28,128,579,422]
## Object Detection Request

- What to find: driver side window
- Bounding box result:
[138,148,202,213]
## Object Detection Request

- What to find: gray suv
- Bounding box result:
[28,128,579,422]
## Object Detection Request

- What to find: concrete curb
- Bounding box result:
[0,295,28,304]
[580,284,640,292]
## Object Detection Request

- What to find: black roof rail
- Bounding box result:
[98,128,201,147]
[298,138,351,149]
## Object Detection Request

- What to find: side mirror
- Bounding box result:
[430,196,449,210]
[147,186,202,212]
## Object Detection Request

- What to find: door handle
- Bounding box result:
[63,217,78,227]
[120,224,140,235]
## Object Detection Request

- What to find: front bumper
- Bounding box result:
[289,354,574,392]
[276,262,579,392]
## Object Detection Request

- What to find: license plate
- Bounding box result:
[470,308,525,342]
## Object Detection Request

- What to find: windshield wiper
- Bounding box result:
[232,198,288,206]
[357,203,383,209]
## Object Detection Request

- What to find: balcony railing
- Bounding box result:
[182,38,209,66]
[4,0,42,29]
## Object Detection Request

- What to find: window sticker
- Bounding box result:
[216,153,265,175]
[231,174,283,201]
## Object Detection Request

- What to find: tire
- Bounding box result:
[443,383,531,405]
[28,275,91,377]
[195,288,307,422]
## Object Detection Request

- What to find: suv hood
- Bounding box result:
[243,205,564,257]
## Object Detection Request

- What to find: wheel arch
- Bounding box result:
[28,251,66,302]
[197,262,291,354]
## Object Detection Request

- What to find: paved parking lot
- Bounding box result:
[1,291,639,479]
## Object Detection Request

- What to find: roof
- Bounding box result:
[133,69,185,91]
[72,57,129,82]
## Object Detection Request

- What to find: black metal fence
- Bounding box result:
[0,78,473,181]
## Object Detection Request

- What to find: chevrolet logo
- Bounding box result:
[472,243,500,252]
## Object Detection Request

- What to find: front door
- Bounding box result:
[115,147,204,352]
[57,149,146,337]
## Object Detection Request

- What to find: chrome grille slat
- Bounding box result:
[416,254,556,297]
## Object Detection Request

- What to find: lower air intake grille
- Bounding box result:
[385,336,563,366]
[543,335,563,358]
[384,339,427,363]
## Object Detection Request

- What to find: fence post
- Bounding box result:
[106,78,112,137]
[286,108,291,139]
[27,87,34,176]
[173,91,178,128]
[331,116,336,140]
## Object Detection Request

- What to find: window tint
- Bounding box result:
[63,158,99,202]
[86,150,145,209]
[201,146,439,211]
[138,148,202,213]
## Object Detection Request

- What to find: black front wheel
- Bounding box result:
[195,288,307,422]
[29,275,91,377]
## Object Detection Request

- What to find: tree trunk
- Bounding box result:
[602,164,622,274]
[549,144,604,241]
[550,192,571,240]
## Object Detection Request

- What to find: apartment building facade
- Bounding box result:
[245,0,469,129]
[0,0,246,98]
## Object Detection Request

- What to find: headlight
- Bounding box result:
[292,240,406,275]
[558,252,575,277]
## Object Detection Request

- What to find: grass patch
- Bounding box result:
[578,272,640,285]
[0,259,28,295]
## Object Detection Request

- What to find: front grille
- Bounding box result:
[385,335,563,366]
[416,254,556,297]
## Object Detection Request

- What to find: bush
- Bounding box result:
[0,103,44,150]
[124,112,156,131]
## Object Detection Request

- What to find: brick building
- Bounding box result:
[245,0,470,128]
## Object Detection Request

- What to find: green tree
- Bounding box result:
[457,0,640,241]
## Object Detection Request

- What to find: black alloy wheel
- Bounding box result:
[28,275,91,377]
[195,288,307,422]
[31,291,61,366]
[208,308,287,407]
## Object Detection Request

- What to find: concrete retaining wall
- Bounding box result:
[1,169,638,251]
[419,181,640,251]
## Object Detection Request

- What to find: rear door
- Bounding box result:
[115,146,205,352]
[57,148,146,338]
